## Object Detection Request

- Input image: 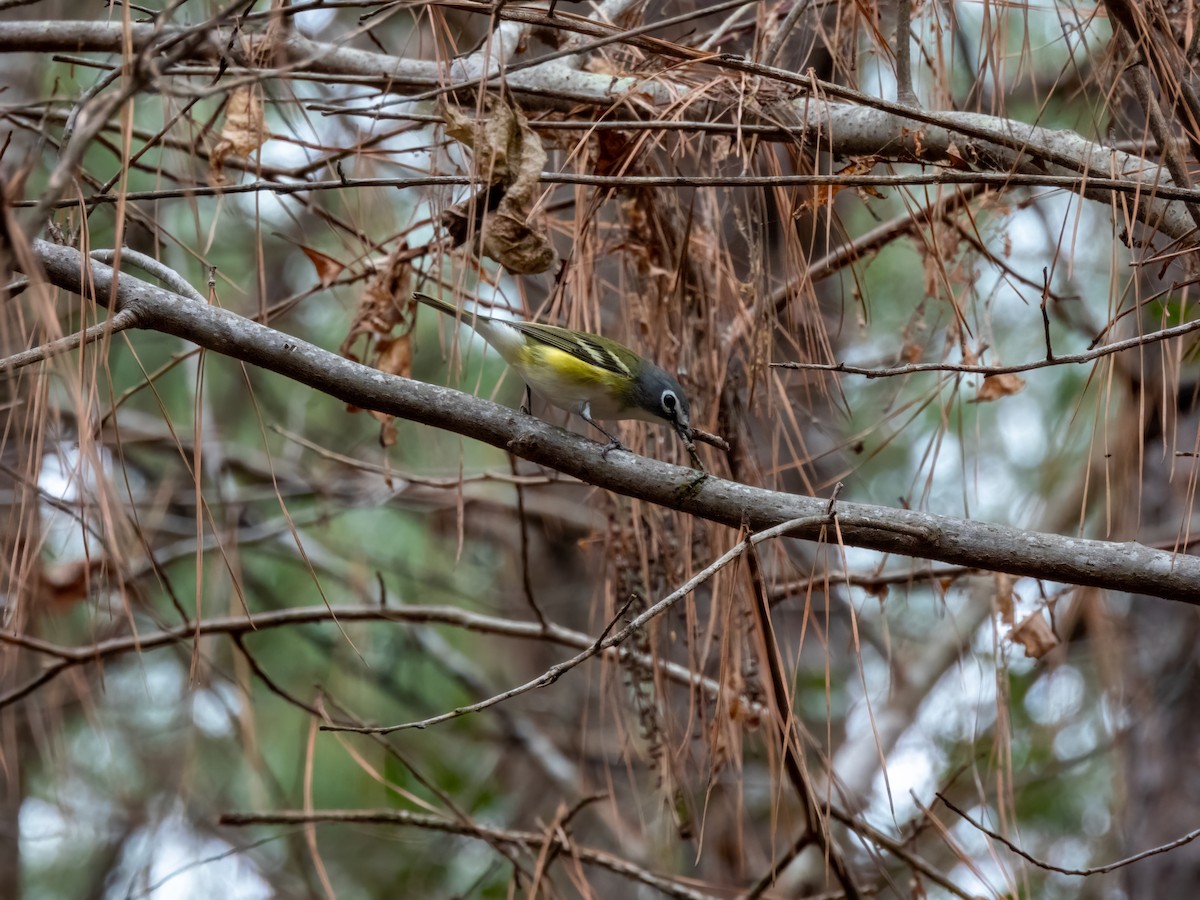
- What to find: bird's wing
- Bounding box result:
[511,322,636,377]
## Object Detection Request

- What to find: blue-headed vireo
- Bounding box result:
[412,291,695,457]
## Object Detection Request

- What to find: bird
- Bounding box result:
[411,291,695,458]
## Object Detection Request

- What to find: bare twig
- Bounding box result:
[218,808,716,900]
[0,307,139,378]
[0,603,766,719]
[938,792,1200,876]
[894,0,919,106]
[14,169,1200,212]
[324,515,831,734]
[772,312,1200,379]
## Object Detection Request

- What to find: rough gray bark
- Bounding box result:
[20,239,1200,604]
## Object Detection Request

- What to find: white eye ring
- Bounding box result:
[662,390,677,413]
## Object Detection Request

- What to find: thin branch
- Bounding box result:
[772,311,1200,379]
[326,514,831,734]
[217,808,717,900]
[0,307,139,378]
[737,832,814,900]
[15,170,1200,212]
[894,0,918,106]
[778,185,987,309]
[830,808,978,900]
[0,603,765,719]
[761,0,811,67]
[1,15,1195,237]
[937,792,1200,876]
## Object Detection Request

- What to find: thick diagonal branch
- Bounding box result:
[21,241,1200,604]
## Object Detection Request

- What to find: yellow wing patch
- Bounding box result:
[518,345,614,385]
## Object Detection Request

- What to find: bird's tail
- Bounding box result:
[412,291,476,325]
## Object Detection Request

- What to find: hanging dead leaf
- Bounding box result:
[339,244,414,445]
[210,86,268,184]
[442,184,507,248]
[974,372,1026,402]
[481,210,558,274]
[797,156,884,215]
[373,334,412,380]
[945,141,970,169]
[440,99,557,274]
[340,243,413,360]
[368,409,397,448]
[300,244,347,288]
[1011,610,1059,659]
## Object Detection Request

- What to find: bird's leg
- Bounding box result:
[520,385,533,416]
[579,404,626,458]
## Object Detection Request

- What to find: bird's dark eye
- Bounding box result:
[662,390,677,417]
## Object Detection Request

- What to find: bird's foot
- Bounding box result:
[600,438,627,459]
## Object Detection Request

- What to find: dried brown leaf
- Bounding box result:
[340,244,413,359]
[373,334,413,380]
[482,210,558,274]
[1011,610,1059,659]
[974,372,1026,402]
[798,156,883,214]
[368,409,397,448]
[300,244,347,288]
[340,245,414,444]
[594,129,634,177]
[944,141,970,169]
[210,86,268,184]
[441,100,556,274]
[864,582,890,600]
[728,693,762,729]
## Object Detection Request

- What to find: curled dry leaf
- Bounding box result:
[799,156,884,215]
[300,244,346,288]
[944,141,970,169]
[441,100,557,274]
[339,245,414,446]
[1011,609,1059,659]
[210,86,269,184]
[974,371,1026,402]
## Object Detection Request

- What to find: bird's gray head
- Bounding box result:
[635,366,694,445]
